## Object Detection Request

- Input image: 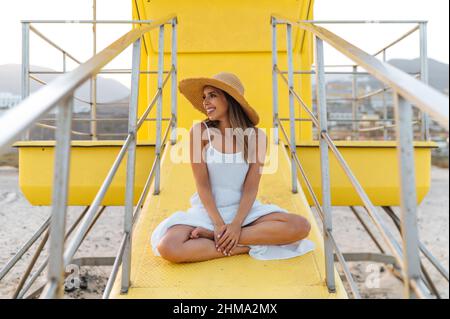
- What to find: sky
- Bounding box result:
[0,0,448,88]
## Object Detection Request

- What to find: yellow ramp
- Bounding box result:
[110,139,347,299]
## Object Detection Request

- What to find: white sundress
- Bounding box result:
[150,122,315,260]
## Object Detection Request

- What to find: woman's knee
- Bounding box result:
[288,214,311,241]
[157,238,185,263]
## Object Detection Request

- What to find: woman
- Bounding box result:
[151,72,314,263]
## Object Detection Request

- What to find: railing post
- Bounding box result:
[351,65,358,140]
[393,93,422,299]
[40,96,73,299]
[287,23,298,194]
[314,36,335,293]
[121,38,141,293]
[154,24,164,195]
[170,18,178,145]
[382,50,388,140]
[62,52,67,73]
[21,22,30,140]
[91,2,98,141]
[272,17,279,145]
[419,22,430,141]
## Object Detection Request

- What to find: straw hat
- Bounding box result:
[178,72,260,125]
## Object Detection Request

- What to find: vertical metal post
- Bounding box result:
[22,22,30,140]
[170,18,178,145]
[287,23,297,194]
[382,50,388,140]
[351,65,358,140]
[393,93,422,299]
[41,97,73,299]
[419,22,430,141]
[62,53,67,73]
[314,36,335,293]
[121,38,141,293]
[272,17,279,145]
[154,25,164,195]
[90,0,98,140]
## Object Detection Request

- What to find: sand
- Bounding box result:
[0,165,448,299]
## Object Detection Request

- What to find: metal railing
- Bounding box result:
[272,15,449,299]
[21,19,171,140]
[279,20,433,141]
[0,15,178,298]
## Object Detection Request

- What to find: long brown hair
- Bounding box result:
[203,90,256,164]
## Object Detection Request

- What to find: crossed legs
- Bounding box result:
[156,212,311,263]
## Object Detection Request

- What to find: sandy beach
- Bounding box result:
[0,165,448,299]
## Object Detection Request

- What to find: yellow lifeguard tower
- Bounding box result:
[0,0,448,299]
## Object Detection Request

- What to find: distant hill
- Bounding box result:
[326,58,448,93]
[0,64,130,112]
[387,58,448,92]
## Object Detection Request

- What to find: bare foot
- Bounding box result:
[189,226,214,240]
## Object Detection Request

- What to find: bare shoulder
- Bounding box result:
[189,121,208,140]
[251,127,267,146]
[253,127,266,139]
[189,122,208,152]
[189,121,205,134]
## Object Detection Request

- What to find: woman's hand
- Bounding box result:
[213,223,227,249]
[216,222,242,256]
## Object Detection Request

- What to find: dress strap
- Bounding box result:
[202,121,212,145]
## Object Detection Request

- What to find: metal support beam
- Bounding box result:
[314,36,335,293]
[287,23,297,194]
[170,18,178,145]
[91,0,98,140]
[394,93,422,299]
[154,24,164,195]
[121,38,141,293]
[40,97,73,299]
[382,50,389,140]
[22,22,30,140]
[272,17,279,145]
[352,65,358,139]
[419,22,430,141]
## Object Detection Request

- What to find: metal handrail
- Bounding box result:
[294,21,448,130]
[277,118,361,298]
[29,74,127,106]
[278,46,408,279]
[0,14,176,155]
[102,116,174,299]
[372,25,420,57]
[29,25,82,64]
[0,15,177,299]
[21,19,170,24]
[272,15,449,298]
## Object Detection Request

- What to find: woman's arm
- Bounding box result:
[189,123,225,227]
[232,128,267,226]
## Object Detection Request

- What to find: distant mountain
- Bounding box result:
[321,58,448,94]
[388,58,448,92]
[0,64,130,112]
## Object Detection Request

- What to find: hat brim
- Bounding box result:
[178,77,260,126]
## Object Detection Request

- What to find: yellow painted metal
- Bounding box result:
[12,0,434,210]
[14,141,156,206]
[134,0,315,142]
[295,141,436,206]
[14,140,435,206]
[109,138,347,299]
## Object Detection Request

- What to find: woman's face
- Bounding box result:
[202,86,228,121]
